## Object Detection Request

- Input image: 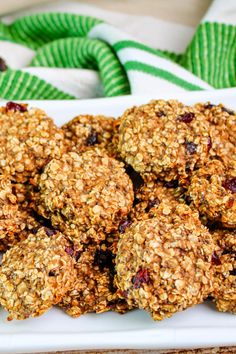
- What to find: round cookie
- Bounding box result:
[195,103,236,165]
[0,227,76,320]
[187,159,236,228]
[0,175,39,251]
[211,229,236,314]
[0,102,67,182]
[35,148,134,246]
[62,114,118,156]
[59,238,130,317]
[115,203,214,320]
[117,100,211,183]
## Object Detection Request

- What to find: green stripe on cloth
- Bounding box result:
[114,40,183,63]
[124,61,204,91]
[180,22,236,88]
[113,40,168,59]
[30,37,130,96]
[4,13,102,50]
[0,70,74,99]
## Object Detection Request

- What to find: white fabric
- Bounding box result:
[0,0,231,97]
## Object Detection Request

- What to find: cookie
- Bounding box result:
[118,100,211,183]
[115,202,214,320]
[0,227,76,320]
[35,148,134,246]
[0,102,67,182]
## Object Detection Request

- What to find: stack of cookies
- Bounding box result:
[0,100,235,321]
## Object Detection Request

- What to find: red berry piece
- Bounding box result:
[132,268,150,289]
[207,136,212,151]
[0,57,7,72]
[177,112,195,123]
[6,101,27,112]
[118,219,132,233]
[65,246,74,257]
[211,252,221,265]
[223,178,236,193]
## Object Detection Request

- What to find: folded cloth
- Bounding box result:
[0,0,235,99]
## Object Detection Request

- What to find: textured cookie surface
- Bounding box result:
[118,100,211,183]
[0,227,76,320]
[0,102,66,182]
[36,149,134,245]
[115,203,214,320]
[63,114,118,156]
[187,159,236,227]
[211,229,236,314]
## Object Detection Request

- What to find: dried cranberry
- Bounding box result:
[156,110,165,117]
[65,246,74,257]
[85,129,98,146]
[93,249,114,271]
[227,198,234,208]
[185,142,197,154]
[145,198,160,212]
[118,219,132,233]
[230,269,236,276]
[0,57,7,72]
[211,252,221,265]
[119,290,128,299]
[223,178,236,193]
[177,112,195,123]
[132,268,150,289]
[44,227,56,237]
[164,180,178,188]
[204,103,215,109]
[6,101,27,112]
[125,165,144,191]
[222,106,234,115]
[207,136,212,151]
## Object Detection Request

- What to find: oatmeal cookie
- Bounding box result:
[59,237,130,317]
[128,180,185,223]
[0,227,76,320]
[211,229,236,314]
[195,103,236,165]
[115,202,214,320]
[0,175,39,251]
[62,114,118,156]
[187,159,236,227]
[117,100,211,183]
[0,102,67,183]
[35,148,134,245]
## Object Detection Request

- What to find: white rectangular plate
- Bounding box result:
[1,88,236,354]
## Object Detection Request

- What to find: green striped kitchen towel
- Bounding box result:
[0,0,235,99]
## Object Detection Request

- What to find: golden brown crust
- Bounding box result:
[35,149,134,246]
[187,159,236,227]
[195,103,236,166]
[59,237,131,317]
[0,175,39,251]
[211,229,236,314]
[115,202,214,320]
[0,227,76,320]
[62,114,118,157]
[118,100,211,183]
[0,104,67,183]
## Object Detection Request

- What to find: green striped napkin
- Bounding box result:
[0,0,235,100]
